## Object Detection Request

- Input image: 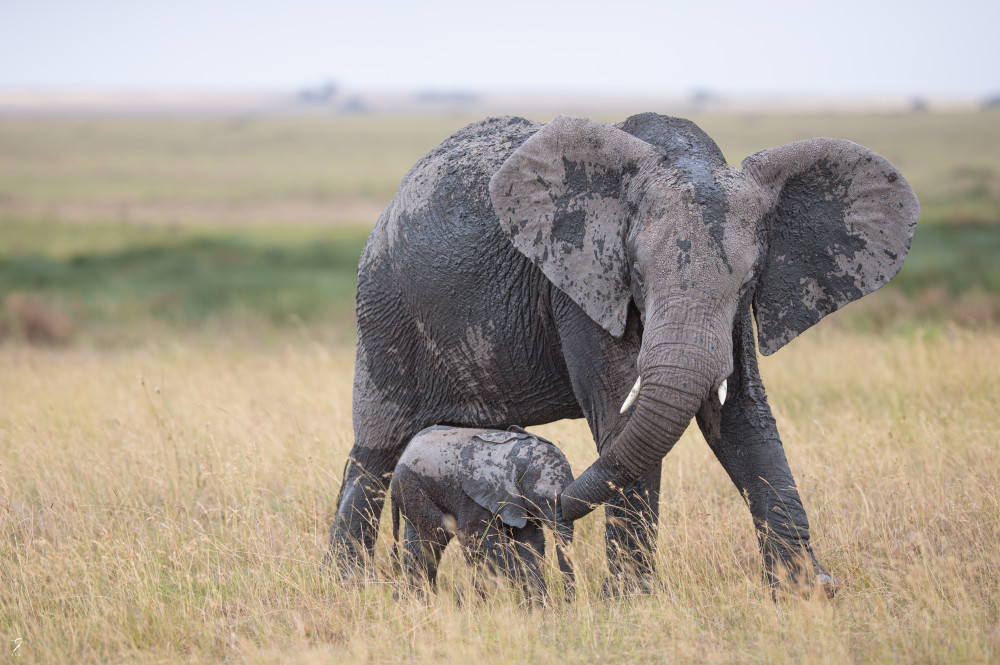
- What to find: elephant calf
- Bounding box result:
[390,425,575,605]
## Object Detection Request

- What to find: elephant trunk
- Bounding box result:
[562,341,719,521]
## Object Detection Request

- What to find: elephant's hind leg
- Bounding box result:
[327,387,426,575]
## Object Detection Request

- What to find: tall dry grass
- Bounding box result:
[1,327,998,663]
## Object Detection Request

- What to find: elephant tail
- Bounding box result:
[390,487,401,574]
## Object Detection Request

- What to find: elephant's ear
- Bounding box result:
[462,471,528,528]
[743,138,919,355]
[489,115,660,338]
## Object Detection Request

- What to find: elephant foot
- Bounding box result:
[768,554,838,600]
[600,572,655,599]
[322,535,371,584]
[773,571,838,601]
[814,568,838,599]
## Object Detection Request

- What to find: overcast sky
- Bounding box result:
[1,0,997,97]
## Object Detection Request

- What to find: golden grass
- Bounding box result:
[2,327,999,663]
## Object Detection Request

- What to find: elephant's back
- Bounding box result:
[355,116,545,353]
[359,116,541,269]
[398,426,517,480]
[353,117,581,428]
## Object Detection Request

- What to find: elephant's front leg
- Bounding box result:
[696,306,836,597]
[553,297,658,594]
[399,520,450,594]
[603,464,660,596]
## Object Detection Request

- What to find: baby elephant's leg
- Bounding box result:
[401,520,449,592]
[513,522,548,607]
[457,522,497,603]
[397,476,452,592]
[479,522,543,607]
[478,523,518,583]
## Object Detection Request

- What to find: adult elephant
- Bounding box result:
[329,113,918,594]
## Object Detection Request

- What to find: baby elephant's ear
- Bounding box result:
[462,474,528,528]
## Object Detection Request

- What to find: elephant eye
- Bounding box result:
[630,266,645,298]
[738,267,757,297]
[630,266,647,322]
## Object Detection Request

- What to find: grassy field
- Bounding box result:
[1,111,998,228]
[2,218,998,346]
[0,222,369,346]
[1,110,999,663]
[2,331,998,663]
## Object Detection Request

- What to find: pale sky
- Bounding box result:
[1,0,997,96]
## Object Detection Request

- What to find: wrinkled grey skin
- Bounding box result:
[390,425,575,605]
[330,113,919,596]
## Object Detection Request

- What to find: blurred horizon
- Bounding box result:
[0,87,994,117]
[1,0,997,100]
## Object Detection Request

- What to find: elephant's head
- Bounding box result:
[488,114,918,521]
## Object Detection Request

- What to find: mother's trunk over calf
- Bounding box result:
[561,335,726,520]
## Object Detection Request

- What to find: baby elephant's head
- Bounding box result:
[461,428,577,600]
[463,428,574,530]
[514,436,576,598]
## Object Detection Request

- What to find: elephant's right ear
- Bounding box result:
[489,116,660,338]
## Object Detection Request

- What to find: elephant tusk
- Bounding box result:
[619,376,642,414]
[718,379,728,406]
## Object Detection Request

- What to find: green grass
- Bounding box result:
[0,222,369,344]
[895,222,1000,295]
[1,218,997,346]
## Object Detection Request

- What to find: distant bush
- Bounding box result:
[1,293,75,345]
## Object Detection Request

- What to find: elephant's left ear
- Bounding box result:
[743,138,919,355]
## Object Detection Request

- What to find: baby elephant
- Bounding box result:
[390,425,575,605]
